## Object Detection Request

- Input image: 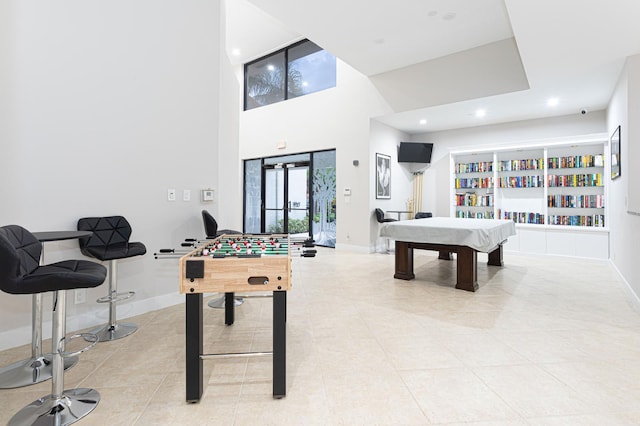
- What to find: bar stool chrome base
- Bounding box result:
[90,322,137,342]
[208,295,244,309]
[8,387,100,426]
[0,354,78,389]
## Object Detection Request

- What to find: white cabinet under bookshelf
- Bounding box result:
[450,135,609,259]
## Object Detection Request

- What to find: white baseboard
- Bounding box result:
[609,259,640,313]
[0,292,185,352]
[334,242,372,253]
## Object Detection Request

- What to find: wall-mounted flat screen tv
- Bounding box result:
[398,142,433,163]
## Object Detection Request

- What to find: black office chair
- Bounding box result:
[77,216,146,341]
[201,210,244,308]
[374,208,397,253]
[202,210,242,238]
[415,212,433,219]
[0,225,107,425]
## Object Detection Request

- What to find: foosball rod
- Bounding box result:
[155,249,316,259]
[155,234,316,259]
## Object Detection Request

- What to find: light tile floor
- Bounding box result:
[2,248,640,425]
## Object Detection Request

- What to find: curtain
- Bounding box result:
[411,172,423,218]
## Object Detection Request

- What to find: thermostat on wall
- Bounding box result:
[201,189,214,202]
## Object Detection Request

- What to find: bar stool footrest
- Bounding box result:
[58,333,99,358]
[96,290,135,304]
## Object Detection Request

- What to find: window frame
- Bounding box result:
[243,39,335,111]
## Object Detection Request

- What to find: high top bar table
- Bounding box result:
[386,210,412,220]
[0,230,92,388]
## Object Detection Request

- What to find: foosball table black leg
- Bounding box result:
[185,293,203,403]
[273,290,286,398]
[224,292,235,325]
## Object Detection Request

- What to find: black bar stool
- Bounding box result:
[374,208,397,252]
[0,231,91,389]
[77,216,146,341]
[0,225,107,425]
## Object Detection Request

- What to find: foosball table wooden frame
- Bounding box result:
[179,234,291,403]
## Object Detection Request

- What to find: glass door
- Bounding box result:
[286,166,310,237]
[263,163,310,235]
[244,150,335,246]
[264,166,285,232]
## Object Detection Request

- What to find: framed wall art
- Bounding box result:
[376,153,391,199]
[611,125,621,180]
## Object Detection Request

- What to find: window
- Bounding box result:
[287,41,336,99]
[244,40,336,110]
[245,52,285,110]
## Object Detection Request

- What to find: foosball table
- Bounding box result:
[178,233,314,403]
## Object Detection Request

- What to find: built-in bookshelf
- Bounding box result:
[495,148,546,225]
[450,136,609,259]
[451,140,607,229]
[453,153,495,219]
[545,145,605,229]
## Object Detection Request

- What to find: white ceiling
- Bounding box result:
[226,0,640,134]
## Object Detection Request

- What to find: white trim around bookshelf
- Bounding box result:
[450,135,609,230]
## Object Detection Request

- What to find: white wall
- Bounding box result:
[607,54,640,303]
[369,120,412,249]
[0,0,224,350]
[217,0,243,232]
[239,60,392,250]
[411,112,607,216]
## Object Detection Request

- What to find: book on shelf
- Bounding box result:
[455,177,493,189]
[455,210,495,219]
[547,154,605,169]
[499,210,545,224]
[547,173,602,187]
[498,158,544,171]
[455,192,493,207]
[498,175,544,188]
[547,194,605,208]
[455,162,493,173]
[548,214,605,227]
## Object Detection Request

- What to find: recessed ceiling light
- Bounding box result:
[267,64,275,71]
[419,119,427,125]
[547,97,559,107]
[475,109,486,118]
[231,48,241,56]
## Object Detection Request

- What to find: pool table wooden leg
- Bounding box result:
[456,246,478,292]
[438,251,454,260]
[394,241,415,280]
[487,245,504,266]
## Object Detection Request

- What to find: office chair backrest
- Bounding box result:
[202,210,218,238]
[0,225,42,294]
